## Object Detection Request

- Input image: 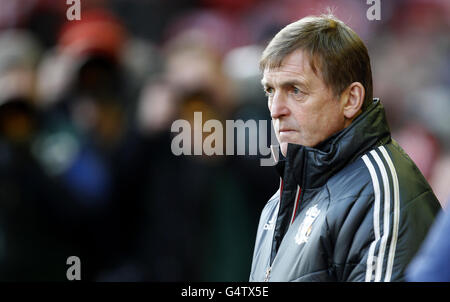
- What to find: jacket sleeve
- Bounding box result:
[328,189,440,282]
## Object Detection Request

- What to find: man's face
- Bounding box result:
[262,49,347,156]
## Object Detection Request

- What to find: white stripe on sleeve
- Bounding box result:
[362,155,381,282]
[379,146,400,282]
[370,149,391,282]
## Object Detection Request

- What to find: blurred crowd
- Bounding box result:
[0,0,448,281]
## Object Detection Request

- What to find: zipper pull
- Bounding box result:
[264,266,272,282]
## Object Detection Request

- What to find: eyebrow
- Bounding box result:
[261,78,309,90]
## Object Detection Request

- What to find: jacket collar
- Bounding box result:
[275,98,391,189]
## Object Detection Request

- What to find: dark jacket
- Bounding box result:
[249,99,441,282]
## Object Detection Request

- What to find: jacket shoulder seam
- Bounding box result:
[401,189,435,210]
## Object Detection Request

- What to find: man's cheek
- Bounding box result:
[272,121,280,141]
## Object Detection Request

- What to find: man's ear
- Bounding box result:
[341,82,365,120]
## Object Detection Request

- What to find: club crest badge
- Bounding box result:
[294,204,321,245]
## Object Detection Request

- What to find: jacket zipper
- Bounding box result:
[290,186,302,224]
[265,184,301,282]
[264,266,272,282]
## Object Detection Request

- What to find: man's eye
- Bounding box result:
[264,87,274,97]
[292,87,302,95]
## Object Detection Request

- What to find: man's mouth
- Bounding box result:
[279,128,295,132]
[278,129,296,141]
[279,128,296,134]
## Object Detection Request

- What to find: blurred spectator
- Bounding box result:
[32,8,135,280]
[0,28,77,281]
[123,28,279,280]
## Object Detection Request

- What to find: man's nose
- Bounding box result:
[270,92,289,119]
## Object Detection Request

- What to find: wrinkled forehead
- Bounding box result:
[262,49,321,86]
